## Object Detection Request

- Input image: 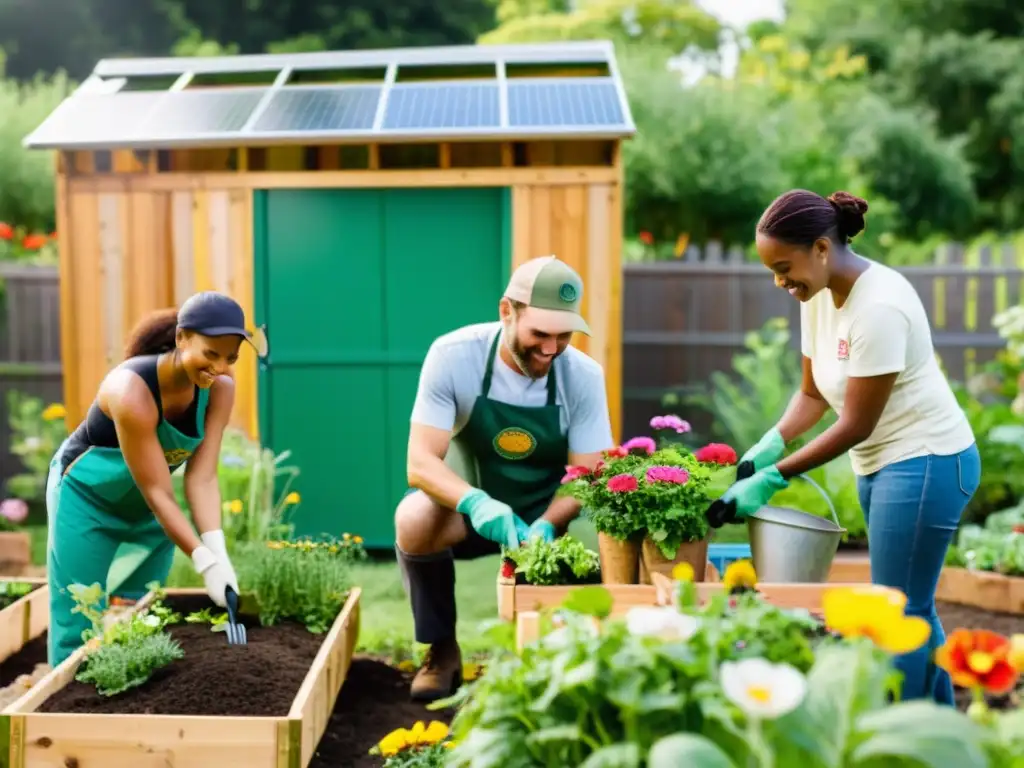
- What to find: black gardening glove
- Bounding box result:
[704,460,756,529]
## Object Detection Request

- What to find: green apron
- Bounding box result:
[453,331,568,525]
[45,388,209,666]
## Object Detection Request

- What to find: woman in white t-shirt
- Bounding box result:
[711,188,980,705]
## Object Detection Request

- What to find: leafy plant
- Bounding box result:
[559,445,713,556]
[682,318,807,450]
[69,581,184,697]
[503,535,600,586]
[237,535,356,633]
[4,392,68,514]
[0,581,33,602]
[185,607,229,633]
[172,427,302,549]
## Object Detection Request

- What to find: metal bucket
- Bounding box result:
[747,474,845,583]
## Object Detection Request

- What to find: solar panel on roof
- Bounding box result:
[507,78,626,129]
[250,86,381,133]
[25,92,164,146]
[381,82,500,131]
[136,89,266,138]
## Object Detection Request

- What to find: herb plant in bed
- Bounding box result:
[501,535,601,587]
[5,535,363,768]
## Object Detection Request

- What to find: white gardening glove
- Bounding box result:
[191,532,239,608]
[200,530,239,595]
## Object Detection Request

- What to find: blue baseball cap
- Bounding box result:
[177,292,268,357]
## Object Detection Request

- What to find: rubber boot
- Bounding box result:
[396,545,463,701]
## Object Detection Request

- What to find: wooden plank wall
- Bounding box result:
[511,181,623,441]
[59,179,258,436]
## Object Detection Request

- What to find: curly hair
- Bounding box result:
[757,189,869,247]
[123,308,179,359]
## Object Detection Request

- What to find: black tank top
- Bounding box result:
[60,355,200,473]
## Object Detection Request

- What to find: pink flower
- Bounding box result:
[646,465,689,484]
[695,443,738,466]
[0,499,28,524]
[622,436,656,455]
[607,474,639,493]
[650,415,691,434]
[561,465,591,484]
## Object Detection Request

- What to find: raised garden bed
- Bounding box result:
[935,567,1024,614]
[0,579,49,710]
[3,586,361,768]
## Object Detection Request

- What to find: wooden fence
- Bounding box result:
[0,264,63,494]
[622,259,1024,440]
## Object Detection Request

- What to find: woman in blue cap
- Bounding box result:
[45,291,266,666]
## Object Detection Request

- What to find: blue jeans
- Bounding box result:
[856,444,981,705]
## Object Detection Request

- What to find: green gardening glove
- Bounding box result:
[457,489,530,549]
[719,465,790,521]
[740,427,787,471]
[527,519,556,543]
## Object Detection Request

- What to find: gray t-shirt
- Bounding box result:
[410,321,614,455]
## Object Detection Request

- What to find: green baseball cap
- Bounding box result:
[503,255,590,336]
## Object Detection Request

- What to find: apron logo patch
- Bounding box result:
[493,428,537,460]
[837,338,850,360]
[164,448,192,465]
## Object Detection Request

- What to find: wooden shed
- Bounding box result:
[24,40,635,546]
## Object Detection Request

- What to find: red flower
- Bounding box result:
[500,559,516,579]
[593,460,605,477]
[607,473,639,493]
[605,446,628,458]
[21,234,48,250]
[561,465,591,484]
[0,223,12,240]
[936,629,1020,695]
[1013,524,1024,534]
[639,231,654,245]
[695,443,738,466]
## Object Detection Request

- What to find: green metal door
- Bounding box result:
[254,187,511,546]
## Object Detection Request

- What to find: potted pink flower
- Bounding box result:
[559,421,719,584]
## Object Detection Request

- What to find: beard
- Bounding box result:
[502,316,555,380]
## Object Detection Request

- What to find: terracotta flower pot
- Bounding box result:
[0,531,31,576]
[597,532,643,584]
[640,536,709,583]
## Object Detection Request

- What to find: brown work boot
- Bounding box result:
[410,638,463,702]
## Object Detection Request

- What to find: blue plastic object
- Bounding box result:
[708,543,752,575]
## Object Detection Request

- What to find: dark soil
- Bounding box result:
[0,583,40,612]
[309,657,456,768]
[937,601,1024,713]
[0,632,48,687]
[38,594,326,716]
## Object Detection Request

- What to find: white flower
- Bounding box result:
[720,658,807,719]
[142,614,161,627]
[625,606,701,641]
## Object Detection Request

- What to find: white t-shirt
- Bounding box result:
[410,321,614,455]
[801,260,975,476]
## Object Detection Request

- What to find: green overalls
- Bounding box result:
[45,386,209,666]
[400,331,568,644]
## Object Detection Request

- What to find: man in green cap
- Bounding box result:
[395,255,613,701]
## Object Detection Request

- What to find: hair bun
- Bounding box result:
[827,191,868,241]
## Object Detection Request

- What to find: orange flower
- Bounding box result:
[639,231,654,245]
[935,629,1020,695]
[0,222,12,240]
[21,234,48,250]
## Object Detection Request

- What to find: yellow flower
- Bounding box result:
[353,535,363,544]
[376,721,450,757]
[397,660,416,673]
[223,499,243,515]
[343,533,351,540]
[823,586,930,654]
[672,562,695,583]
[723,559,757,591]
[462,662,483,681]
[285,492,301,505]
[42,403,66,421]
[266,541,285,550]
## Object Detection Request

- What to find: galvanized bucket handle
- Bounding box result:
[793,473,840,528]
